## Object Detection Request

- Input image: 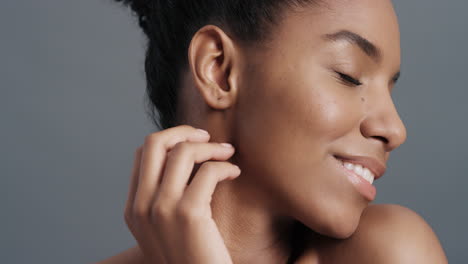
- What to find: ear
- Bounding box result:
[188,25,240,110]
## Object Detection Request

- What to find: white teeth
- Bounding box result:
[344,162,354,170]
[342,161,375,184]
[353,164,363,175]
[363,168,374,184]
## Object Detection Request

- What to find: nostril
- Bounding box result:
[372,136,389,144]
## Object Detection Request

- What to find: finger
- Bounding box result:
[133,125,210,216]
[182,161,241,209]
[157,142,235,202]
[124,145,143,222]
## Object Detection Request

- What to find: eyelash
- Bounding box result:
[335,71,363,86]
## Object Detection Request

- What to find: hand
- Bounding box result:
[124,125,241,264]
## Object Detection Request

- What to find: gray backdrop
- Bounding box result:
[1,0,466,263]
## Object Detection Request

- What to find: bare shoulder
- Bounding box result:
[300,204,448,264]
[93,245,145,264]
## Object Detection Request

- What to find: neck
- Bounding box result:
[210,174,296,264]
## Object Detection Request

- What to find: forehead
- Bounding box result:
[276,0,400,65]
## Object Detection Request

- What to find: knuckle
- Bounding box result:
[173,141,190,152]
[151,202,173,220]
[124,209,132,223]
[143,134,155,145]
[198,161,221,173]
[176,201,203,222]
[132,205,149,220]
[124,204,132,217]
[143,132,161,146]
[168,141,192,158]
[143,134,164,153]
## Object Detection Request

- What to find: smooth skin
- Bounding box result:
[97,0,448,263]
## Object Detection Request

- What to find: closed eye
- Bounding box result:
[335,71,363,86]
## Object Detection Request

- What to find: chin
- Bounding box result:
[327,219,360,239]
[301,203,365,240]
[321,218,360,239]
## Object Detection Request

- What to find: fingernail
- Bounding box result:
[196,128,209,135]
[220,143,233,148]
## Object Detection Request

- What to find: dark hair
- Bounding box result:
[114,0,317,130]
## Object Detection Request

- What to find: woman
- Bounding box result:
[98,0,448,263]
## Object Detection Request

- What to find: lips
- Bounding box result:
[333,154,386,180]
[333,154,387,201]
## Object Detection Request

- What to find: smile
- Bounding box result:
[333,155,386,201]
[341,161,375,185]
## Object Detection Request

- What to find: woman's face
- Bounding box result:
[233,0,406,238]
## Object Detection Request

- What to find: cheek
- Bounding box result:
[233,64,366,236]
[235,56,364,173]
[275,69,361,146]
[298,90,356,143]
[234,65,360,190]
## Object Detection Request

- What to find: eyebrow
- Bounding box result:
[323,30,382,63]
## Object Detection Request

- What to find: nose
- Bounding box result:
[360,91,407,152]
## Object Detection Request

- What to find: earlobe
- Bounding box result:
[188,25,239,110]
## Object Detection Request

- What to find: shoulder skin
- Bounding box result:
[299,204,448,264]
